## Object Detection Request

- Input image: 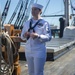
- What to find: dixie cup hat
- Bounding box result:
[32,3,43,10]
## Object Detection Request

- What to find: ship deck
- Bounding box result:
[19,38,75,60]
[19,47,75,75]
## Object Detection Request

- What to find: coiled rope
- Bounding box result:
[0,32,17,75]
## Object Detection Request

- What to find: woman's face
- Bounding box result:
[31,7,41,17]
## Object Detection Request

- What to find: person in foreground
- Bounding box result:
[21,3,52,75]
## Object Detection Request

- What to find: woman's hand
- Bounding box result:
[23,32,30,38]
[30,32,39,39]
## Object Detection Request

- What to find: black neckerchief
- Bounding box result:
[28,19,42,32]
[27,19,42,40]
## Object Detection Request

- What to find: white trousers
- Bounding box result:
[26,56,46,75]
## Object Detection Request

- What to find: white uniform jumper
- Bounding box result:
[21,18,52,75]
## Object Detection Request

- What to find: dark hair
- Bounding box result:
[38,8,42,14]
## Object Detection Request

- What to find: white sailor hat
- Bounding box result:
[32,3,43,10]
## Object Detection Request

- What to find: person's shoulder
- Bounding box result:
[39,18,45,23]
[23,19,31,25]
[24,19,31,24]
[40,18,47,22]
[22,19,31,27]
[41,19,49,25]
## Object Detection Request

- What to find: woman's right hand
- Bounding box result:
[23,32,30,38]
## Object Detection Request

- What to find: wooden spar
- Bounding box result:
[42,15,64,17]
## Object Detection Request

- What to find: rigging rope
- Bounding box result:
[36,0,38,3]
[8,0,22,24]
[42,0,51,15]
[1,0,11,26]
[20,0,34,29]
[14,0,28,29]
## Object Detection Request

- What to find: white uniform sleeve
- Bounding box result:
[21,22,28,40]
[38,22,52,42]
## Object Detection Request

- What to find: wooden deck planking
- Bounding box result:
[19,48,75,75]
[20,38,75,52]
[19,38,75,60]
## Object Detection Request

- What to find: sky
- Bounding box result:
[0,0,75,28]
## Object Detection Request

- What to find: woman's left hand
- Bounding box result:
[30,32,39,39]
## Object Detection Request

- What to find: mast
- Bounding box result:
[64,0,70,26]
[0,8,1,32]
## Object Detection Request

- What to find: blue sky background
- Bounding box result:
[0,0,75,28]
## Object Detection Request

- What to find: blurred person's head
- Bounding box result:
[31,3,43,19]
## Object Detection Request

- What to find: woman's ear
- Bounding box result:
[40,12,42,15]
